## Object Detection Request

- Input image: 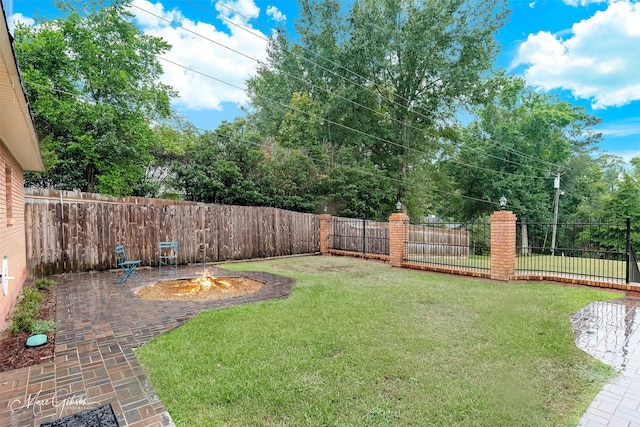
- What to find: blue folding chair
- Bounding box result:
[159,241,178,275]
[115,245,141,285]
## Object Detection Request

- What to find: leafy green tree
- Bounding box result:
[448,74,602,222]
[247,0,508,215]
[172,120,266,205]
[260,146,320,211]
[140,113,199,198]
[15,0,175,196]
[277,92,325,160]
[320,158,397,220]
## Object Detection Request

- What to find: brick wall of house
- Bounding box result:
[0,140,28,328]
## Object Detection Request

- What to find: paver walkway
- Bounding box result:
[0,265,294,427]
[572,296,640,427]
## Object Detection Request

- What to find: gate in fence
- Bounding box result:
[516,217,640,284]
[328,217,389,256]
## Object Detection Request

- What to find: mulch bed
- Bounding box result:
[0,284,56,373]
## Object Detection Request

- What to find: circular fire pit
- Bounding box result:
[136,275,265,301]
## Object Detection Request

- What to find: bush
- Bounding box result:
[35,278,56,290]
[22,287,44,309]
[31,320,56,335]
[10,287,45,334]
[11,309,35,334]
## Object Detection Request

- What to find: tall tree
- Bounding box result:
[15,0,175,196]
[247,0,508,214]
[448,74,602,222]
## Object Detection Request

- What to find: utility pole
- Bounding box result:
[550,171,564,256]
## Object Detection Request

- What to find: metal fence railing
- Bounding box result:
[328,217,389,256]
[405,218,491,273]
[516,219,631,283]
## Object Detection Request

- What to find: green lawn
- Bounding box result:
[407,253,629,281]
[516,254,627,280]
[135,256,622,426]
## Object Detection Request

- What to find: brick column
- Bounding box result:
[319,214,332,255]
[389,212,409,267]
[490,210,517,281]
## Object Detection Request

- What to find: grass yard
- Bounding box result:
[407,253,630,281]
[516,254,627,280]
[135,256,622,426]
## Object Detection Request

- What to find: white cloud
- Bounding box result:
[266,6,286,22]
[129,0,269,111]
[563,0,607,6]
[7,13,35,34]
[513,1,640,109]
[598,118,640,137]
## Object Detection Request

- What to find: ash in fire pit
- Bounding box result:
[136,270,265,301]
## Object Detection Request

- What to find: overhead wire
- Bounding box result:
[209,0,569,173]
[24,75,499,208]
[17,1,565,206]
[158,56,547,181]
[142,1,556,177]
[132,3,552,181]
[17,0,562,181]
[17,0,570,175]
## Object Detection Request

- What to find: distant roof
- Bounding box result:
[0,1,44,172]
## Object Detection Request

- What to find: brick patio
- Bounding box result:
[0,265,294,427]
[572,296,640,427]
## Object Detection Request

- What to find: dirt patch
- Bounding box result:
[0,284,56,373]
[136,276,265,301]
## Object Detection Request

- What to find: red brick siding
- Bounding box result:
[0,140,28,329]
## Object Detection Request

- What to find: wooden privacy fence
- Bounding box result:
[407,224,470,257]
[24,188,320,275]
[328,217,390,255]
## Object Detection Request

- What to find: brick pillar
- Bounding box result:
[319,214,332,255]
[490,210,517,281]
[389,212,409,267]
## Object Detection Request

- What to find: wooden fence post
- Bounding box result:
[389,212,409,267]
[319,214,332,255]
[490,210,517,281]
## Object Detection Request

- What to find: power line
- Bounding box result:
[18,2,563,203]
[129,4,550,180]
[209,0,569,173]
[23,76,500,209]
[136,2,556,179]
[20,0,566,179]
[158,56,548,181]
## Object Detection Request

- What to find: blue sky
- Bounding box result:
[6,0,640,161]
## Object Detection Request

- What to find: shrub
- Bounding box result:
[31,320,56,335]
[22,287,44,309]
[10,287,45,334]
[35,278,56,290]
[11,309,35,334]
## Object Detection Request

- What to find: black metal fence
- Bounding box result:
[516,218,636,283]
[328,217,389,256]
[405,218,491,273]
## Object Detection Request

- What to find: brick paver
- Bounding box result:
[572,297,640,427]
[0,265,294,427]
